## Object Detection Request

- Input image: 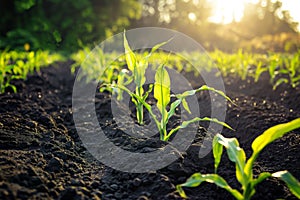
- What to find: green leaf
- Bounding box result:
[16,60,24,67]
[213,134,224,173]
[109,83,161,131]
[154,64,170,123]
[5,65,15,72]
[7,84,17,93]
[252,172,271,188]
[196,85,236,105]
[176,184,187,199]
[143,84,153,101]
[182,98,191,114]
[273,78,289,90]
[123,31,136,72]
[116,69,129,100]
[178,173,243,200]
[167,99,181,122]
[246,118,300,178]
[215,134,247,186]
[28,51,35,59]
[176,89,196,99]
[165,117,232,141]
[174,85,235,110]
[13,65,23,75]
[272,171,300,199]
[148,38,172,57]
[53,30,62,43]
[135,59,147,90]
[252,118,300,159]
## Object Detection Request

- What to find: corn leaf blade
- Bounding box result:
[252,172,271,188]
[273,78,289,90]
[123,32,136,72]
[246,118,300,178]
[272,171,300,199]
[154,64,170,123]
[196,85,235,105]
[251,118,300,159]
[215,134,246,186]
[137,59,147,87]
[148,39,171,56]
[177,173,243,200]
[213,134,224,173]
[110,83,160,126]
[167,99,182,122]
[182,98,191,114]
[166,117,232,141]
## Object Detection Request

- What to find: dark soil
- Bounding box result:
[0,62,299,200]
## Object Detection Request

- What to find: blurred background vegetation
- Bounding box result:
[1,0,299,53]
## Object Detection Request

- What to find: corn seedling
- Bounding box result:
[177,118,300,200]
[111,63,233,141]
[72,47,122,93]
[252,61,267,83]
[74,46,300,90]
[0,50,22,93]
[287,51,300,88]
[0,50,63,94]
[121,31,169,125]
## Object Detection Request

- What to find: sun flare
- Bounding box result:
[208,0,259,24]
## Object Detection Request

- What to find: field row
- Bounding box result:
[1,49,299,94]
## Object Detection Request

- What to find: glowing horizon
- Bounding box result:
[206,0,300,31]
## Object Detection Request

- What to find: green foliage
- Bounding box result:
[154,63,171,131]
[115,32,169,125]
[123,32,146,124]
[204,50,300,89]
[129,49,300,90]
[71,47,123,93]
[100,33,232,139]
[1,0,141,52]
[240,33,300,53]
[177,118,300,200]
[149,49,300,90]
[73,46,300,90]
[0,50,64,94]
[138,0,298,52]
[111,63,232,141]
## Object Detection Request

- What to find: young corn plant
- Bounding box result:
[0,50,24,93]
[0,50,63,94]
[121,31,169,125]
[72,46,122,93]
[287,52,300,88]
[253,61,267,83]
[112,64,233,141]
[177,118,300,200]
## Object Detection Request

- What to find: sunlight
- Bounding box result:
[208,0,259,24]
[188,12,197,22]
[207,0,300,31]
[281,0,300,31]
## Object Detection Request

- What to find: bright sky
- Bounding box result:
[207,0,300,31]
[281,0,300,30]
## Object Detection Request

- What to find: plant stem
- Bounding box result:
[243,184,252,200]
[137,102,144,125]
[136,86,144,125]
[159,127,168,141]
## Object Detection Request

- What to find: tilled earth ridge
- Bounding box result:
[0,63,299,200]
